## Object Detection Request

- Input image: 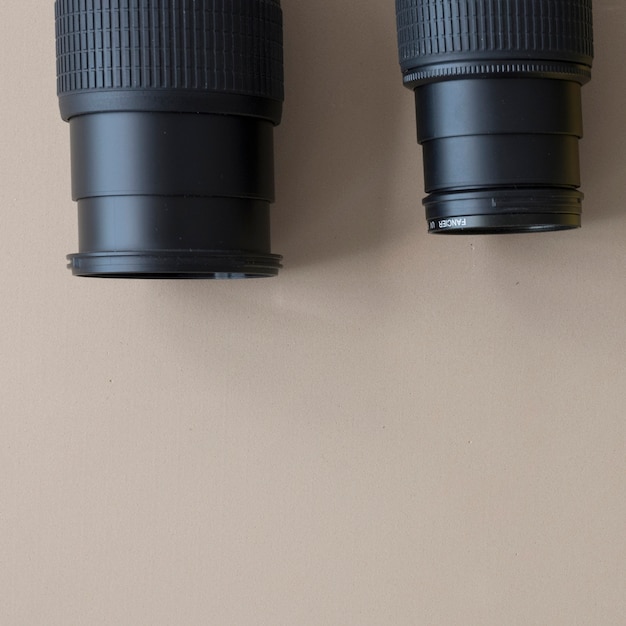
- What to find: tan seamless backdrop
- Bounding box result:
[0,1,625,625]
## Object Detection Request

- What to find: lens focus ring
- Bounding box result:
[55,0,284,104]
[397,0,594,84]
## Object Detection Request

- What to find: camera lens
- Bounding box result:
[56,0,284,278]
[396,0,594,234]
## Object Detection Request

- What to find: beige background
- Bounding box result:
[1,1,625,624]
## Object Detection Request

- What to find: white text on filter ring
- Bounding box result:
[439,218,467,229]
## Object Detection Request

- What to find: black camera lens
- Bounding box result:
[56,0,284,278]
[396,0,594,234]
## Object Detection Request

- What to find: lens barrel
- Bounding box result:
[396,0,594,234]
[56,0,284,278]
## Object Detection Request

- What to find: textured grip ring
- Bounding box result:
[55,0,284,102]
[397,0,594,84]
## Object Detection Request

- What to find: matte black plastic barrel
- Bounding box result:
[396,0,594,234]
[56,0,284,277]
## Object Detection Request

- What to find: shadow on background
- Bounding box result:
[272,0,406,269]
[578,4,626,224]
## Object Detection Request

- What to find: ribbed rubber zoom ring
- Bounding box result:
[55,0,284,102]
[397,0,594,76]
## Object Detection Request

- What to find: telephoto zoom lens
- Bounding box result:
[396,0,594,234]
[56,0,284,278]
